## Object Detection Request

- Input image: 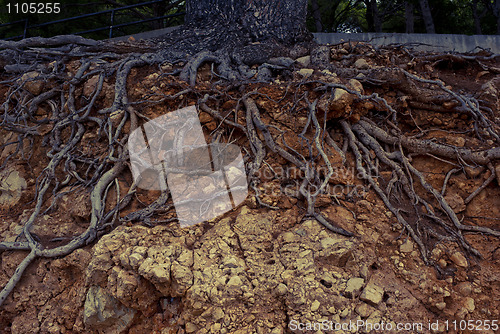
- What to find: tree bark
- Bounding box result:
[405,1,414,34]
[310,0,324,32]
[185,0,311,45]
[364,0,382,33]
[495,0,500,34]
[418,0,435,33]
[372,0,382,32]
[471,0,482,35]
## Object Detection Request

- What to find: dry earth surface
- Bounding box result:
[0,41,499,333]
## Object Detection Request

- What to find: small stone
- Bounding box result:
[321,69,336,76]
[227,275,243,288]
[282,232,297,243]
[276,283,288,295]
[435,302,446,310]
[463,297,475,312]
[431,246,445,261]
[444,193,466,213]
[354,58,369,70]
[257,66,272,81]
[455,137,466,147]
[319,88,354,118]
[348,79,364,94]
[212,307,224,321]
[432,117,443,125]
[295,55,311,67]
[447,136,465,147]
[339,308,350,318]
[0,168,27,208]
[222,256,240,269]
[386,296,396,306]
[450,252,468,267]
[360,283,384,306]
[457,282,472,296]
[297,68,314,78]
[311,300,321,312]
[399,240,413,253]
[297,116,309,127]
[344,277,365,297]
[355,303,374,318]
[438,259,447,268]
[18,71,44,95]
[464,166,484,178]
[455,308,468,319]
[185,322,198,333]
[359,265,369,279]
[83,286,136,332]
[320,236,342,249]
[321,272,336,286]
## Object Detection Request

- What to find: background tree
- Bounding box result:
[310,0,324,32]
[486,0,500,34]
[364,0,383,32]
[3,0,500,39]
[418,0,435,33]
[306,0,365,33]
[405,0,415,33]
[472,0,486,34]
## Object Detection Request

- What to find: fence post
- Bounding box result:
[23,19,28,39]
[109,10,115,39]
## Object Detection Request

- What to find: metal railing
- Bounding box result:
[0,0,185,41]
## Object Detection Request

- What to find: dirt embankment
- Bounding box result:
[0,41,499,333]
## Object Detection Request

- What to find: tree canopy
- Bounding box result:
[307,0,500,34]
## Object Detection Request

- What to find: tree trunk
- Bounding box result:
[495,0,500,35]
[471,0,482,34]
[405,1,414,34]
[418,0,435,33]
[310,0,324,32]
[185,0,311,45]
[364,0,382,32]
[372,0,382,32]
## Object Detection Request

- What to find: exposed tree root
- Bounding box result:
[0,35,499,307]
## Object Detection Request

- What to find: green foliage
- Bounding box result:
[306,0,499,35]
[307,0,365,32]
[0,0,498,40]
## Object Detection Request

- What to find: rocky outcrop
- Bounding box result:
[79,206,358,333]
[0,167,27,209]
